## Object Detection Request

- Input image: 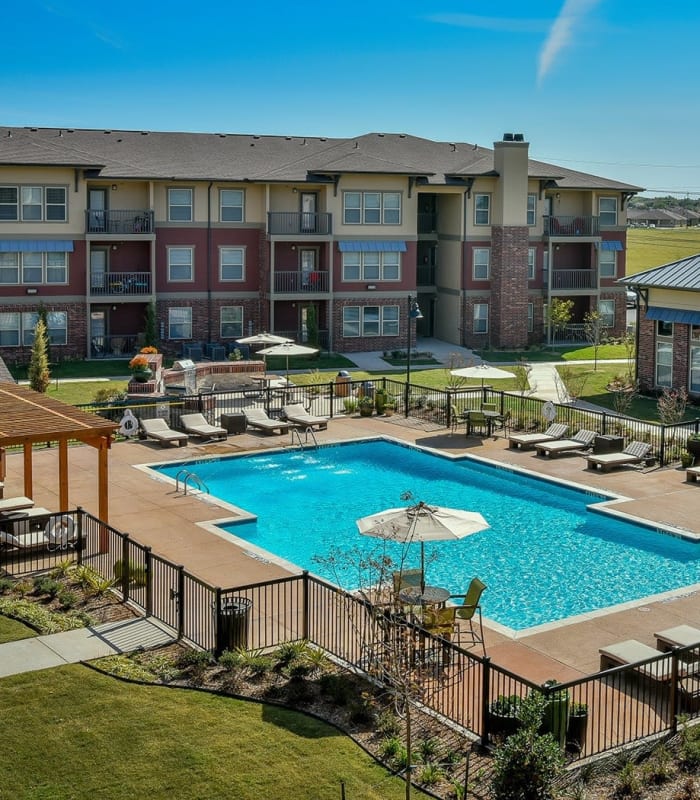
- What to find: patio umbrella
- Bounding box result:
[257,341,319,379]
[236,333,293,370]
[356,501,490,593]
[450,363,513,387]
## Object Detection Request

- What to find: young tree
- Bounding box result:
[305,303,319,348]
[28,317,51,393]
[583,309,607,371]
[546,299,573,344]
[143,301,158,349]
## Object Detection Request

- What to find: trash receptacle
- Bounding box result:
[541,680,570,749]
[335,370,351,397]
[219,596,252,651]
[360,380,375,399]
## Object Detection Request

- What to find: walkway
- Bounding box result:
[0,616,176,678]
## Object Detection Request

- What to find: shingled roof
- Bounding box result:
[0,126,642,191]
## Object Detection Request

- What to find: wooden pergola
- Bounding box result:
[0,383,118,522]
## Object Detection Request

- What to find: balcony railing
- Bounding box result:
[544,215,599,237]
[90,333,139,358]
[267,212,332,236]
[85,209,154,235]
[551,268,598,290]
[417,212,437,234]
[90,272,151,296]
[417,264,436,285]
[273,271,329,293]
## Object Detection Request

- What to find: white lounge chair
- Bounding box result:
[179,413,227,441]
[654,625,700,652]
[586,441,652,472]
[599,639,675,682]
[243,407,290,435]
[507,423,569,450]
[534,429,597,458]
[281,403,329,431]
[140,418,188,448]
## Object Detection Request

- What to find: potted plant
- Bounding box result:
[374,387,388,415]
[487,694,522,739]
[139,345,159,355]
[540,679,569,750]
[343,397,359,415]
[358,395,374,417]
[384,400,396,417]
[128,354,153,382]
[566,702,589,753]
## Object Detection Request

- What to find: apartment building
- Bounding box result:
[0,126,641,361]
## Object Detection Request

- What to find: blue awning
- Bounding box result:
[646,306,700,325]
[338,240,407,252]
[0,240,74,253]
[600,240,623,251]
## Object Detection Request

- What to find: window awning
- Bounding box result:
[338,240,407,252]
[600,240,623,251]
[0,240,74,253]
[646,306,700,325]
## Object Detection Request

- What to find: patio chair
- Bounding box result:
[179,413,227,442]
[242,407,290,436]
[507,423,569,450]
[466,410,488,436]
[450,577,487,654]
[0,496,34,513]
[281,403,329,431]
[392,568,423,615]
[585,441,652,472]
[654,625,700,652]
[140,418,188,448]
[534,429,597,458]
[599,639,677,682]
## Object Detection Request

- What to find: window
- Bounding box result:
[168,307,192,339]
[656,320,673,387]
[598,299,615,328]
[473,248,490,280]
[220,189,244,222]
[599,197,618,226]
[473,303,488,334]
[342,305,399,337]
[527,248,536,280]
[690,326,700,394]
[21,311,67,346]
[527,194,537,226]
[22,253,42,283]
[474,194,491,225]
[0,185,66,221]
[342,191,401,225]
[527,302,534,333]
[0,312,19,345]
[0,253,19,283]
[599,250,616,278]
[220,306,243,338]
[220,247,244,281]
[167,247,194,281]
[168,188,193,222]
[46,252,67,283]
[341,251,400,281]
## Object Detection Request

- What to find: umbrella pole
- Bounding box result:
[420,542,425,594]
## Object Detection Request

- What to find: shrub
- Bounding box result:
[32,577,62,598]
[615,760,642,799]
[418,763,444,786]
[319,673,353,706]
[57,589,79,609]
[0,577,15,594]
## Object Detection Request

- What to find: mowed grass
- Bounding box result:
[0,613,36,644]
[0,664,423,800]
[627,227,700,274]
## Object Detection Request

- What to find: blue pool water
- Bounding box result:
[153,440,700,631]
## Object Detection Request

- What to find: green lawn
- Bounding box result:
[0,613,36,644]
[627,227,700,274]
[0,665,422,800]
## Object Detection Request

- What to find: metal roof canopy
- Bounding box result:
[0,382,117,522]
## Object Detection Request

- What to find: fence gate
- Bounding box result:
[148,554,183,633]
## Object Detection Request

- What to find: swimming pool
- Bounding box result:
[152,439,700,632]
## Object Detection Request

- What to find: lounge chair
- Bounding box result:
[0,496,34,513]
[654,625,700,652]
[507,423,569,450]
[586,441,652,472]
[534,429,597,458]
[281,403,329,431]
[140,418,188,448]
[242,407,290,435]
[686,466,700,483]
[599,639,676,682]
[179,413,227,441]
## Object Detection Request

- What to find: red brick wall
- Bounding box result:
[490,226,529,348]
[636,311,694,395]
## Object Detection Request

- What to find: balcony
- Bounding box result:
[91,333,139,358]
[90,271,152,296]
[267,212,332,236]
[551,269,598,290]
[85,209,154,235]
[544,215,599,237]
[273,271,329,293]
[417,212,437,234]
[417,264,436,285]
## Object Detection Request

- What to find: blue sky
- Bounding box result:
[4,0,699,197]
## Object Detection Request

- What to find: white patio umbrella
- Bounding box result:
[450,363,513,387]
[257,341,319,379]
[236,333,293,371]
[356,501,490,593]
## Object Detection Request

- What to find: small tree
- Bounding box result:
[28,317,51,393]
[657,386,688,426]
[546,299,573,344]
[305,304,319,348]
[583,309,607,371]
[143,301,158,349]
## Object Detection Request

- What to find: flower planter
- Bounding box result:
[687,438,700,459]
[566,712,588,753]
[487,709,522,740]
[131,368,153,383]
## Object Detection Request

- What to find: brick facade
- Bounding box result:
[490,226,529,349]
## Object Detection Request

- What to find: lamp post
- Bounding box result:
[404,294,423,417]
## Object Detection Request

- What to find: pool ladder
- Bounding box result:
[175,468,210,496]
[290,426,318,450]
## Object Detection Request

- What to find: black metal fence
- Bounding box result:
[3,507,699,761]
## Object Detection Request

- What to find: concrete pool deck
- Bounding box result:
[4,414,700,684]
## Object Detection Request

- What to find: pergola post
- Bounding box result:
[23,443,33,499]
[58,439,69,510]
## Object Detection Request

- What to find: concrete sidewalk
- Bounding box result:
[0,616,176,678]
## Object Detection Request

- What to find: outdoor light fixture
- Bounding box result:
[405,294,423,416]
[366,284,376,290]
[26,288,38,295]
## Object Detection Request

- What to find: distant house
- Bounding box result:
[620,255,700,396]
[627,207,687,228]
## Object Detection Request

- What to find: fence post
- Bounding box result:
[404,381,410,418]
[670,650,680,735]
[601,411,608,436]
[121,533,130,603]
[144,546,153,616]
[328,381,335,418]
[177,565,185,640]
[214,587,223,656]
[76,506,84,566]
[480,656,491,747]
[660,424,667,468]
[302,571,310,641]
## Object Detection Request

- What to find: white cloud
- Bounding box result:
[537,0,601,84]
